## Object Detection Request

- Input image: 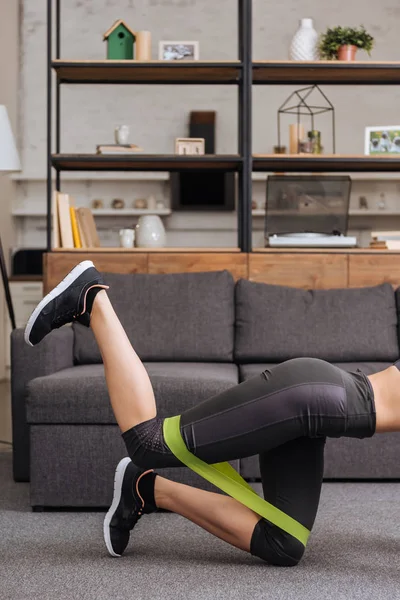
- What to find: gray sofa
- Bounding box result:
[11,270,400,509]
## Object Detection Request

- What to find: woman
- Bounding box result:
[24,261,400,566]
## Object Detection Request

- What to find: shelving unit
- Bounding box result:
[46,0,252,251]
[46,1,400,253]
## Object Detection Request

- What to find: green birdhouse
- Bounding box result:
[103,19,136,60]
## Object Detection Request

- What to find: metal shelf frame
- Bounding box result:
[46,0,253,251]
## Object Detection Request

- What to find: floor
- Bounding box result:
[1,451,400,600]
[0,379,12,453]
[2,380,400,598]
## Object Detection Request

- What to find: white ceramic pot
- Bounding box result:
[135,215,166,248]
[289,18,319,61]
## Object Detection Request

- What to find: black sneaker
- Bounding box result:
[103,457,157,558]
[24,260,108,346]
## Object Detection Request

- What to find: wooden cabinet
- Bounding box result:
[44,249,400,295]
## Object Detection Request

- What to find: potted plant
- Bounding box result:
[319,26,374,61]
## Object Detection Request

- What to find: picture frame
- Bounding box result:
[175,137,205,156]
[364,126,400,155]
[159,41,200,61]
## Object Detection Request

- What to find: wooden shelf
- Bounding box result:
[252,209,400,217]
[12,208,171,217]
[253,154,400,172]
[51,154,242,172]
[51,247,241,252]
[252,247,400,254]
[52,60,242,85]
[12,172,400,182]
[53,60,400,86]
[253,61,400,85]
[11,172,170,181]
[349,210,400,216]
[9,275,43,282]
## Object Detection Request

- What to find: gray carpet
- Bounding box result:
[1,451,399,600]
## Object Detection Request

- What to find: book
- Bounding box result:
[76,207,101,248]
[52,191,61,249]
[96,144,144,154]
[70,206,82,249]
[57,193,74,248]
[75,210,87,248]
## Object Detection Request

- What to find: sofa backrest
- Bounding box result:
[73,270,235,364]
[235,279,399,363]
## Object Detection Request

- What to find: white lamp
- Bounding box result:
[0,105,21,329]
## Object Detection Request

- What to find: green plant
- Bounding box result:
[319,26,374,60]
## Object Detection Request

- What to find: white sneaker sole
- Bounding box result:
[103,457,132,558]
[24,260,95,346]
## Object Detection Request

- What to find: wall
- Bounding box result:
[14,0,400,250]
[0,0,19,379]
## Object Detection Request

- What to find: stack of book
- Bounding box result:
[96,144,143,155]
[53,192,101,249]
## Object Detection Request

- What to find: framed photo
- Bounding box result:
[365,126,400,155]
[175,137,205,156]
[159,41,200,61]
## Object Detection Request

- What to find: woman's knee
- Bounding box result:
[250,519,306,567]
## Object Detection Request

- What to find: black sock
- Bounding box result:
[79,285,107,327]
[137,471,158,511]
[85,285,105,316]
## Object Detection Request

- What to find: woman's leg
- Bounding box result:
[90,290,157,432]
[153,477,261,553]
[252,436,326,566]
[151,436,326,565]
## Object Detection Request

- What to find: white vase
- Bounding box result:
[135,215,166,248]
[289,18,319,61]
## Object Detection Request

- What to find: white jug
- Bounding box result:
[119,228,135,248]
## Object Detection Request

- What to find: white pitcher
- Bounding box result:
[135,215,166,248]
[119,228,135,248]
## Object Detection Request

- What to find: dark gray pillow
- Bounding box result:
[235,280,399,363]
[73,270,235,364]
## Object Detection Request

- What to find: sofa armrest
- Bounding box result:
[11,327,74,482]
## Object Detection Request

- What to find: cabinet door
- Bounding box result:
[249,253,348,289]
[43,253,149,293]
[349,254,400,288]
[148,252,248,281]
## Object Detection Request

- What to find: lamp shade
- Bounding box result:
[0,105,21,172]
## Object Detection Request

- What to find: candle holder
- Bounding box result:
[277,84,336,154]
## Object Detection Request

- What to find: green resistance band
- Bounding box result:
[163,415,310,547]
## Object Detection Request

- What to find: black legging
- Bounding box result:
[122,358,376,567]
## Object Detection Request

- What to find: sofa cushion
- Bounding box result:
[73,270,235,364]
[235,280,399,363]
[239,361,393,382]
[26,362,238,424]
